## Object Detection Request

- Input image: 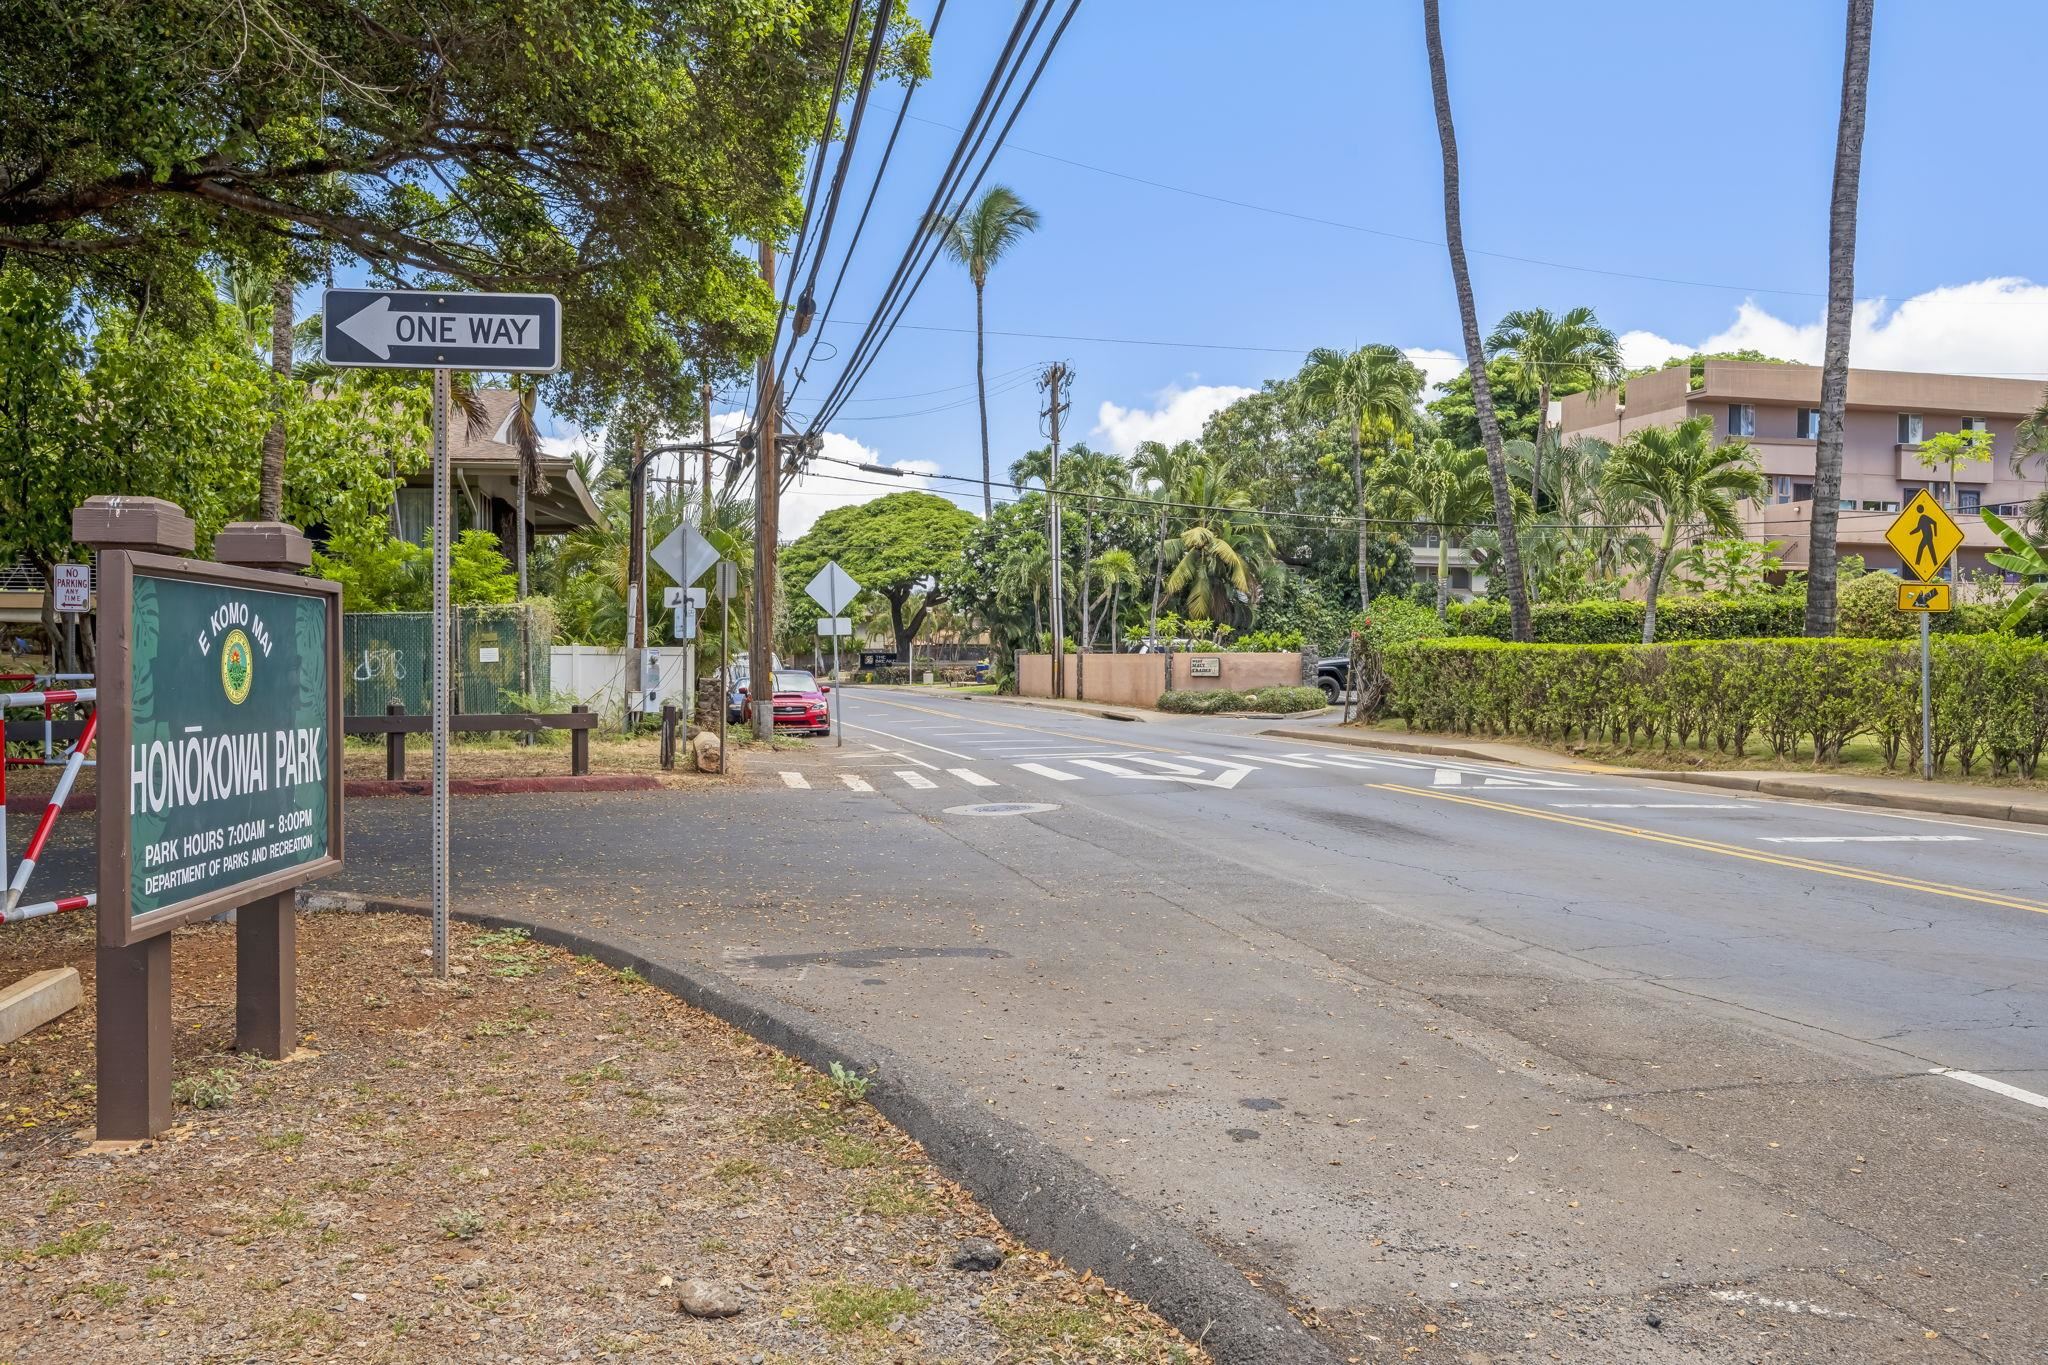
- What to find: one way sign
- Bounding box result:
[322,289,561,373]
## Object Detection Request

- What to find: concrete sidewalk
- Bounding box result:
[1261,722,2048,826]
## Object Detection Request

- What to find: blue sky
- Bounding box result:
[589,1,2048,530]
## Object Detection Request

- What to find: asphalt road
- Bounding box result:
[38,688,2048,1360]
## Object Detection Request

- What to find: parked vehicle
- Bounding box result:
[720,654,784,721]
[1315,655,1349,701]
[741,668,833,737]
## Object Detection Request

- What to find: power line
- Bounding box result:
[805,0,1085,437]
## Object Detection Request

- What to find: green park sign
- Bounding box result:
[97,553,343,945]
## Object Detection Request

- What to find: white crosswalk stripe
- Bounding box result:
[949,768,998,786]
[1015,762,1082,782]
[895,770,937,789]
[779,771,809,789]
[840,774,874,792]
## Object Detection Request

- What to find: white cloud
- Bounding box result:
[1619,276,2048,379]
[1404,347,1467,397]
[1093,383,1256,453]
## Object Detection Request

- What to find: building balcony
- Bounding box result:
[1895,445,1992,483]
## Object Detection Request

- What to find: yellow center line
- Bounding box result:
[1369,784,2048,918]
[853,693,1196,756]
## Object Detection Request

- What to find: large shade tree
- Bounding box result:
[931,185,1042,515]
[780,491,978,661]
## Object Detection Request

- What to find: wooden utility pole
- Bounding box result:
[700,365,716,530]
[626,427,648,724]
[1040,362,1070,700]
[751,240,780,740]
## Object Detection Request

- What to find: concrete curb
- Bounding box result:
[961,694,1151,723]
[297,890,1339,1365]
[1256,726,2048,826]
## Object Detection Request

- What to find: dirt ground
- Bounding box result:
[0,912,1204,1364]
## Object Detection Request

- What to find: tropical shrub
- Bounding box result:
[1244,685,1327,713]
[1230,628,1305,652]
[1157,688,1251,714]
[1444,593,1804,643]
[1380,635,2048,776]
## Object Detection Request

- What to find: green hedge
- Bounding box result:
[1157,685,1327,715]
[1444,583,2012,644]
[1382,635,2048,777]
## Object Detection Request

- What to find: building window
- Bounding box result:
[1959,489,1981,514]
[395,487,433,546]
[1792,480,1814,502]
[1727,403,1755,437]
[1897,412,1923,444]
[1796,407,1822,439]
[1963,416,1987,433]
[1773,475,1792,504]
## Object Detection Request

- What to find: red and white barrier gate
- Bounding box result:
[1,684,98,923]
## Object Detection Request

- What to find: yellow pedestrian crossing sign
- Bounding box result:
[1897,581,1951,612]
[1884,489,1964,581]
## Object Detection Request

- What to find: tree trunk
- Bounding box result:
[1149,507,1166,643]
[1804,0,1873,637]
[1353,419,1372,609]
[1078,511,1093,657]
[974,281,992,517]
[1642,525,1679,644]
[1424,0,1532,643]
[1109,584,1120,651]
[700,366,715,529]
[260,273,293,521]
[1437,540,1451,618]
[1533,380,1551,509]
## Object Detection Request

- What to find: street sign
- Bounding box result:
[806,561,860,615]
[322,289,561,372]
[1898,581,1953,612]
[98,556,342,943]
[715,560,740,598]
[817,617,853,637]
[652,523,721,587]
[52,563,90,612]
[673,606,698,641]
[1884,490,1965,582]
[663,586,707,610]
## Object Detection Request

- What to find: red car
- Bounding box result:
[742,669,833,737]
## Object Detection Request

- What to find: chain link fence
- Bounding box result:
[343,604,553,716]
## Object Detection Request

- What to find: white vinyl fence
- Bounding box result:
[549,645,693,716]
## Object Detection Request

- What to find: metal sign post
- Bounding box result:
[324,288,559,979]
[806,562,861,749]
[716,561,737,775]
[1884,491,1964,783]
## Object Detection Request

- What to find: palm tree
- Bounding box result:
[1165,458,1273,624]
[1805,0,1874,637]
[1384,438,1493,617]
[1486,306,1622,517]
[931,185,1042,516]
[1293,344,1423,609]
[1085,547,1141,649]
[1602,416,1766,642]
[1423,0,1533,642]
[1130,439,1199,644]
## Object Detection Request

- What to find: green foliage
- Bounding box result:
[1445,593,1805,643]
[1623,351,1797,391]
[1914,428,1995,482]
[1156,685,1327,716]
[1427,356,1547,449]
[1,1,929,422]
[1361,597,1453,652]
[1382,634,2048,777]
[780,491,977,656]
[1984,510,2048,626]
[826,1062,872,1104]
[313,530,517,610]
[1230,629,1304,652]
[449,531,519,605]
[1836,571,1913,639]
[1246,685,1327,713]
[1249,572,1351,655]
[172,1069,239,1111]
[1672,538,1793,595]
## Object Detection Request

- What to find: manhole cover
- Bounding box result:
[943,801,1060,817]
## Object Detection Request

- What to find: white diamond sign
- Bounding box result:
[806,561,860,615]
[652,523,721,586]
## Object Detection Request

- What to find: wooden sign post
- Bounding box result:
[78,498,343,1140]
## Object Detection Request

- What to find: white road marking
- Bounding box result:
[839,774,875,792]
[1433,767,1462,787]
[1232,752,1320,768]
[1760,834,1978,844]
[841,722,976,761]
[1430,766,1579,789]
[895,770,937,789]
[1708,1289,1853,1320]
[1551,802,1756,810]
[1930,1067,2048,1111]
[778,771,810,790]
[949,768,998,787]
[1015,762,1081,782]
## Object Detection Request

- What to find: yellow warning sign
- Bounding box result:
[1884,489,1964,582]
[1897,581,1952,613]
